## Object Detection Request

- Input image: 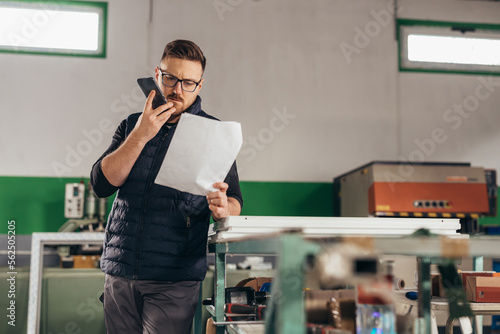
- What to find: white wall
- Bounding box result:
[0,0,150,178]
[0,0,499,183]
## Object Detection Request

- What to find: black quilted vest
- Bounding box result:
[101,96,214,281]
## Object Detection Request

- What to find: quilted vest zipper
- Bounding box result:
[133,128,170,279]
[185,216,191,255]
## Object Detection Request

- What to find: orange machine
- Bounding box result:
[333,161,496,232]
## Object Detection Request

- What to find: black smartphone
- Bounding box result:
[137,77,168,110]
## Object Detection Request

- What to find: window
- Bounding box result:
[0,1,107,58]
[398,19,500,75]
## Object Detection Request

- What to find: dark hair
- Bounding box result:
[161,39,206,72]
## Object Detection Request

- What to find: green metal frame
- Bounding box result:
[397,18,500,76]
[265,233,322,334]
[208,240,279,334]
[0,0,108,58]
[418,257,432,334]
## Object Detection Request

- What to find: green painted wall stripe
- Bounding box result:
[0,177,98,234]
[0,177,333,234]
[0,176,498,234]
[239,181,333,217]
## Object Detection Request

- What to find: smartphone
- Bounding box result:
[137,77,168,110]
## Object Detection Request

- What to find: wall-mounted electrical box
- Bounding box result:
[64,183,85,218]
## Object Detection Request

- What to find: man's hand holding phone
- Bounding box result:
[100,78,175,188]
[132,90,175,145]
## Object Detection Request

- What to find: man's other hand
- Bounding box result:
[207,182,231,221]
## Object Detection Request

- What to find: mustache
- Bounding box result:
[167,94,183,101]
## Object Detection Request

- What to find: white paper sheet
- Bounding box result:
[154,113,242,196]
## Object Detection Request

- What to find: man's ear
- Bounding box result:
[154,66,162,85]
[197,78,204,92]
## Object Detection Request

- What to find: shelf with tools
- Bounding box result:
[206,219,500,334]
[394,291,500,334]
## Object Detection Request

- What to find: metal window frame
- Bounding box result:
[0,0,108,58]
[397,19,500,76]
[27,232,105,334]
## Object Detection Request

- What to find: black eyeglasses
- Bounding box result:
[158,69,201,92]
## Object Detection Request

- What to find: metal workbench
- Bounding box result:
[207,223,500,334]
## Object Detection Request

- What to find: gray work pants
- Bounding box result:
[103,274,201,334]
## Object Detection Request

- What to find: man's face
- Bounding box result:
[155,57,204,122]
